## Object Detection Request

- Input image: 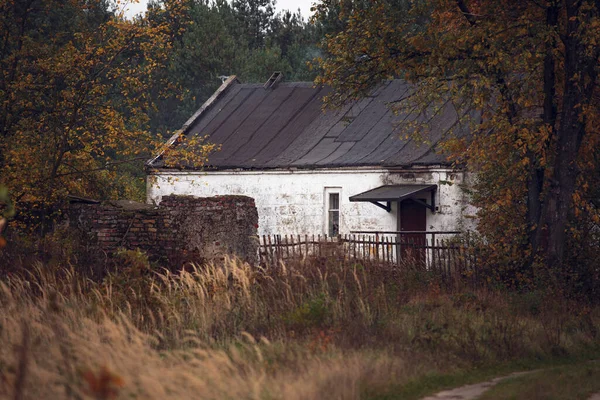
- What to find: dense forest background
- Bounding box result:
[144,0,323,136]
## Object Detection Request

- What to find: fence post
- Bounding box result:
[277,235,282,261]
[317,234,321,257]
[396,233,401,267]
[305,234,309,258]
[431,233,436,270]
[375,232,380,262]
[261,234,265,264]
[268,234,272,264]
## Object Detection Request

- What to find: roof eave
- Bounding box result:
[147,162,457,173]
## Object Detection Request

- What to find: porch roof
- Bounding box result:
[349,184,437,202]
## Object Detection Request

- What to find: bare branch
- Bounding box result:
[456,0,478,26]
[54,157,148,179]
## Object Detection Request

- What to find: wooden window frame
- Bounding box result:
[324,187,341,237]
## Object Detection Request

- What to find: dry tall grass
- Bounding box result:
[1,254,599,399]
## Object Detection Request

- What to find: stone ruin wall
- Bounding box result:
[68,195,259,266]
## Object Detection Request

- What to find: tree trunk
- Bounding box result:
[529,2,559,256]
[542,0,599,268]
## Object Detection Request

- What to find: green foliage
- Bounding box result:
[114,247,152,273]
[511,290,544,316]
[284,292,330,331]
[0,186,14,219]
[232,0,275,50]
[0,185,13,248]
[146,0,321,137]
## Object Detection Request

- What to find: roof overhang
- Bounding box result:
[349,184,437,213]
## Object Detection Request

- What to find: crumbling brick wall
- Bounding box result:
[69,195,258,266]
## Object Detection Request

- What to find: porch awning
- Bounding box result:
[349,184,437,212]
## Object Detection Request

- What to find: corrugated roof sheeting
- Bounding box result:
[153,79,465,170]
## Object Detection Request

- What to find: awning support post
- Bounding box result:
[411,198,435,213]
[369,201,391,212]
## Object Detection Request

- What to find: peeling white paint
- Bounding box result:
[147,168,477,236]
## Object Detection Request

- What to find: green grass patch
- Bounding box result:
[366,351,600,400]
[478,360,600,400]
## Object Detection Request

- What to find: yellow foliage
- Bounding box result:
[314,0,600,270]
[0,0,218,224]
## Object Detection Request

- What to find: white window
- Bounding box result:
[324,188,341,237]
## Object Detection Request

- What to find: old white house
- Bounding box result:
[146,75,476,237]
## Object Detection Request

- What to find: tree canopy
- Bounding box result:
[0,0,321,232]
[0,0,174,222]
[315,0,600,272]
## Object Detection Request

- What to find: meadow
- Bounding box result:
[1,249,599,399]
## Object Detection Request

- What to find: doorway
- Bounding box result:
[398,199,427,263]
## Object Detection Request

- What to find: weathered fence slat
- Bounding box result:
[259,232,477,282]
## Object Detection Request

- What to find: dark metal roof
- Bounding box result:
[349,185,437,202]
[149,78,468,170]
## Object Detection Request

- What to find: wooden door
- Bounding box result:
[398,199,426,264]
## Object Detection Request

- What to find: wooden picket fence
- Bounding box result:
[259,231,481,282]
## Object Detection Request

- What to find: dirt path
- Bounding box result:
[420,371,536,400]
[422,360,600,400]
